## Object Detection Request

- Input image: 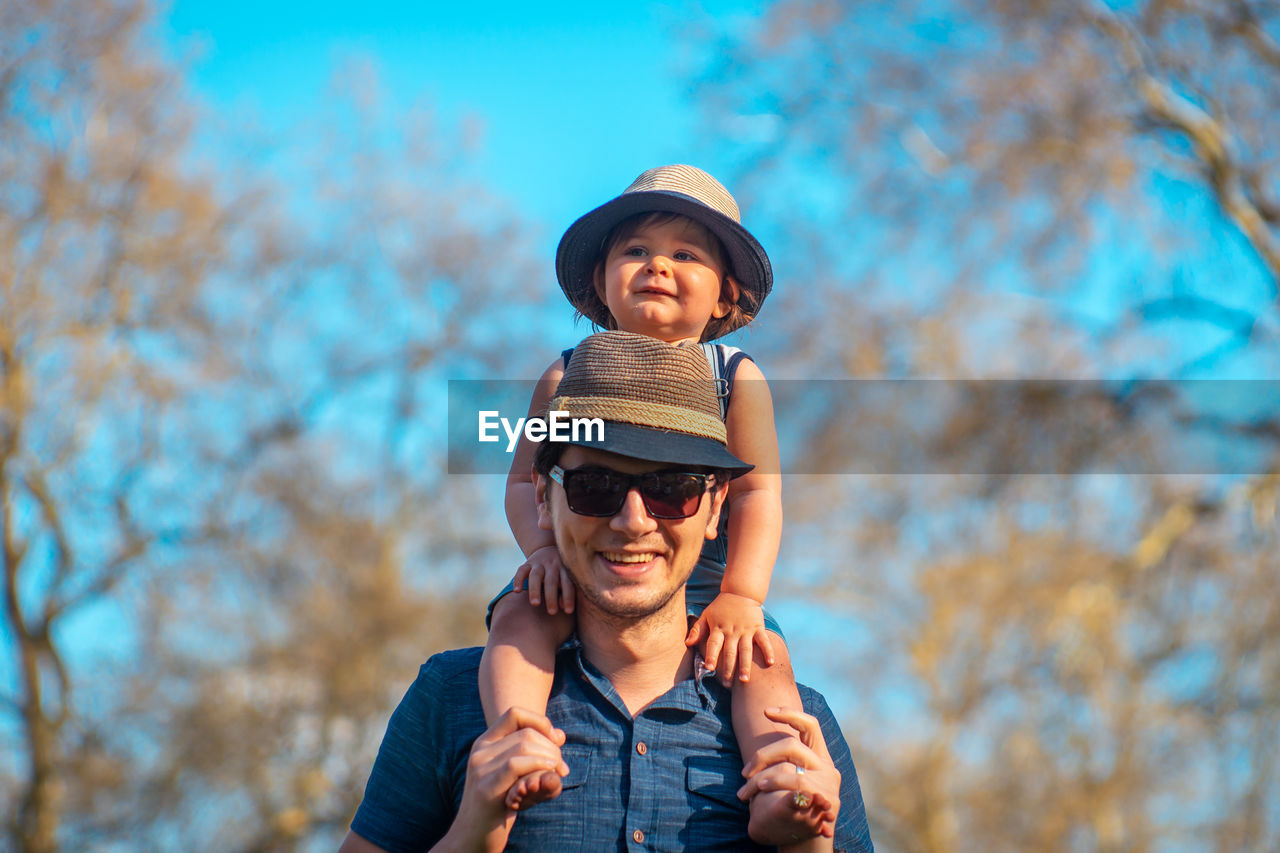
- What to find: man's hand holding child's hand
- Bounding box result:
[444,707,567,852]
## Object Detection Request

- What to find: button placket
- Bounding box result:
[630,737,648,845]
[626,717,663,849]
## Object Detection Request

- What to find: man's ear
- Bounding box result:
[704,479,730,540]
[534,468,554,531]
[713,275,741,320]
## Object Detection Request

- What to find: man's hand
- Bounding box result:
[512,545,576,615]
[685,591,774,685]
[737,708,842,851]
[435,707,568,853]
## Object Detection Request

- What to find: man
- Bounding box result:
[340,332,874,852]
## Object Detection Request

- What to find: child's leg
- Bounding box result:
[479,592,574,724]
[479,593,575,810]
[735,636,829,846]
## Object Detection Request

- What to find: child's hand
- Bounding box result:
[512,545,575,615]
[685,592,774,685]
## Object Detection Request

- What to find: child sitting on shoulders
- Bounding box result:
[481,165,820,843]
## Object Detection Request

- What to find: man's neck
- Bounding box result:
[575,599,696,717]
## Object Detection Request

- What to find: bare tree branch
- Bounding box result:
[1087,1,1280,283]
[1227,0,1280,70]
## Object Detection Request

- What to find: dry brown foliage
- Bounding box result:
[695,2,1280,850]
[2,1,546,849]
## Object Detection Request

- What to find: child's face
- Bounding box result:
[593,217,734,344]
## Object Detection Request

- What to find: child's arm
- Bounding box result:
[685,358,783,683]
[504,356,572,613]
[481,355,575,810]
[684,362,820,844]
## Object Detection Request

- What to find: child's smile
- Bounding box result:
[595,218,732,344]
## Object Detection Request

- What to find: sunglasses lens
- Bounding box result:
[559,468,709,518]
[640,473,707,518]
[563,469,626,516]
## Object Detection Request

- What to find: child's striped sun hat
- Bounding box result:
[555,165,773,340]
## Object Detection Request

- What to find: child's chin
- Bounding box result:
[621,311,680,337]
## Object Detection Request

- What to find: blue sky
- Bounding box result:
[165,0,764,230]
[149,0,1277,754]
[154,0,881,708]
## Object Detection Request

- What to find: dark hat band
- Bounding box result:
[546,331,752,476]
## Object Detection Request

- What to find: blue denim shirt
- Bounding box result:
[351,644,874,852]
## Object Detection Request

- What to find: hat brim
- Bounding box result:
[556,420,753,478]
[556,190,772,340]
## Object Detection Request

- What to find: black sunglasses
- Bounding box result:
[548,465,715,519]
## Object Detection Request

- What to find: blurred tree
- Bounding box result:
[1,1,544,850]
[698,0,1279,378]
[695,1,1280,851]
[2,0,227,847]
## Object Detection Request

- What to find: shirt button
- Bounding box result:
[632,829,644,843]
[636,741,647,755]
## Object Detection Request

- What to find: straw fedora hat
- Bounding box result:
[548,331,752,475]
[555,165,772,340]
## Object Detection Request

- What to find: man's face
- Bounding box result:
[535,446,727,621]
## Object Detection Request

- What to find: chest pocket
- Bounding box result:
[508,744,592,850]
[556,744,592,842]
[683,755,757,850]
[560,744,592,790]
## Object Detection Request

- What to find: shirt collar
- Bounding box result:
[560,638,719,715]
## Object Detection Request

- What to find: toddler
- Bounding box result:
[481,165,814,841]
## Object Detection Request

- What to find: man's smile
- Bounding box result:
[596,547,666,579]
[600,550,658,564]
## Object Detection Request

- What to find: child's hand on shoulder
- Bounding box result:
[686,592,774,687]
[513,545,575,616]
